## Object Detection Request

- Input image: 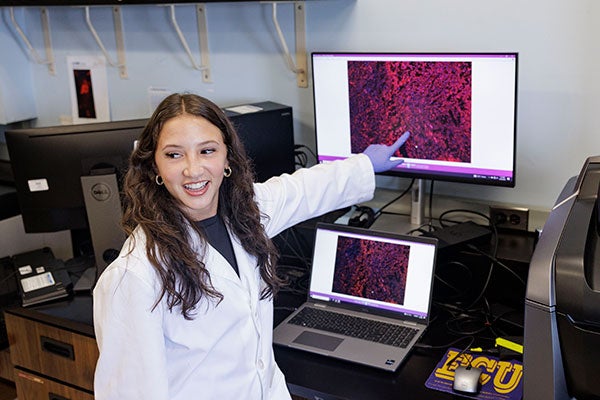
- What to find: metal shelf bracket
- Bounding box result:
[83,5,128,79]
[8,7,56,75]
[268,1,307,88]
[165,3,211,83]
[6,2,306,86]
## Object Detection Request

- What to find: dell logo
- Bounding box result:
[91,183,111,202]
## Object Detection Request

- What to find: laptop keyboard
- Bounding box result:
[289,307,419,348]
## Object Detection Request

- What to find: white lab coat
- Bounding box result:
[93,154,375,400]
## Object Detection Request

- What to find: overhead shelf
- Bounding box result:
[0,1,298,6]
[3,1,308,87]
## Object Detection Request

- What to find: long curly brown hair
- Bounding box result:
[121,93,283,319]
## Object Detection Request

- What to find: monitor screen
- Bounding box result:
[312,52,518,187]
[6,119,145,234]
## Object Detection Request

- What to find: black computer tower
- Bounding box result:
[224,101,295,183]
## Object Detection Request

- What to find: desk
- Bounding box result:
[3,215,531,400]
[274,215,531,400]
[273,285,524,400]
[274,307,455,400]
[4,296,96,399]
[4,295,523,400]
[276,346,447,400]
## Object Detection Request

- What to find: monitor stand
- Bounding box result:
[410,179,426,226]
[76,172,126,291]
[72,265,97,292]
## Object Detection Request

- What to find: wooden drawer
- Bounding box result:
[5,312,98,392]
[14,368,94,400]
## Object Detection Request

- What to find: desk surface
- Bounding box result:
[274,310,457,400]
[5,295,94,337]
[7,293,522,400]
[274,213,529,400]
[275,346,449,400]
[273,286,524,400]
[4,212,530,400]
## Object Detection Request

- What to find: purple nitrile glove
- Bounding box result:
[363,131,411,173]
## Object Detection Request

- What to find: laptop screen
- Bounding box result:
[309,224,437,320]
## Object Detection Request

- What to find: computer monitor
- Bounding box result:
[224,101,296,183]
[312,52,518,191]
[6,119,146,275]
[6,106,295,276]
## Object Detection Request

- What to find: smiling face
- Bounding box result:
[154,114,229,221]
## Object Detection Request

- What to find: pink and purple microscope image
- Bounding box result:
[333,236,410,305]
[348,60,472,163]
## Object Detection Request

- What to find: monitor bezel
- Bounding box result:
[311,51,518,188]
[6,119,146,234]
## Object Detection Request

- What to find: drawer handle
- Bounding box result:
[49,393,70,400]
[40,336,75,360]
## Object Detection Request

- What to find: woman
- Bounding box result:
[93,93,409,399]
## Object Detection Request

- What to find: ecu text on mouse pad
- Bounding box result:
[425,347,523,400]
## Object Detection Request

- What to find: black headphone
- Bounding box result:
[348,206,375,228]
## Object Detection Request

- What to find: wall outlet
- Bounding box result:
[489,205,529,231]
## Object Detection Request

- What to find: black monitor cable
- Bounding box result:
[414,335,476,370]
[294,144,317,168]
[466,244,526,287]
[451,289,521,343]
[465,261,495,311]
[443,335,476,369]
[373,178,415,221]
[435,298,509,343]
[274,227,312,270]
[276,264,310,296]
[430,209,504,315]
[0,269,18,287]
[425,179,435,232]
[446,298,498,338]
[414,334,474,352]
[423,300,510,356]
[433,260,474,302]
[437,209,495,233]
[294,151,307,169]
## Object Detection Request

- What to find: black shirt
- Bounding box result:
[195,215,239,276]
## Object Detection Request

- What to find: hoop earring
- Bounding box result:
[155,175,164,185]
[224,167,232,178]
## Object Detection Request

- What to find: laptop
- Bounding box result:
[273,222,438,371]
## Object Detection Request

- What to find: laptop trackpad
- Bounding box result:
[293,331,343,351]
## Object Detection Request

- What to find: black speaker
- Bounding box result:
[224,101,295,183]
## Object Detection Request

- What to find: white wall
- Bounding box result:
[0,215,72,260]
[2,0,600,213]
